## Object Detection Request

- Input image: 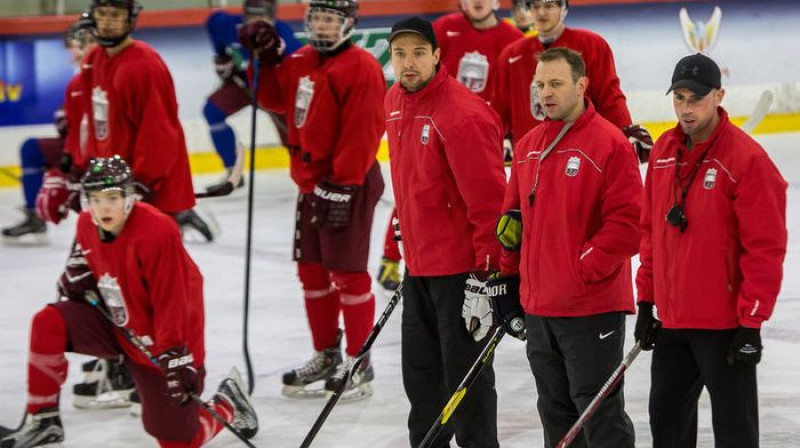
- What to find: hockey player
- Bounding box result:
[490,48,640,447]
[635,54,787,448]
[0,157,258,448]
[238,0,385,400]
[386,17,506,447]
[506,0,538,36]
[80,0,215,241]
[492,0,653,162]
[202,0,302,191]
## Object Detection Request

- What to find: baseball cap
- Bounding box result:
[667,53,722,97]
[388,17,438,50]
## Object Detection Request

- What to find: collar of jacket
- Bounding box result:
[539,97,597,137]
[399,65,450,103]
[668,106,730,164]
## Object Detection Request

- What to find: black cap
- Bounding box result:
[667,53,722,97]
[388,17,438,50]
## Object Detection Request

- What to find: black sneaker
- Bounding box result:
[213,368,258,439]
[0,408,63,448]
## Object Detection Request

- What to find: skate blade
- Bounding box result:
[326,383,373,403]
[2,233,48,247]
[72,390,133,410]
[281,384,328,399]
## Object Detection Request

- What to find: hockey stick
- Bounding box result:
[83,292,258,448]
[418,325,505,448]
[555,341,643,448]
[299,283,405,448]
[196,143,245,199]
[740,89,774,134]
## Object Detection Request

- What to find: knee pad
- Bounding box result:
[297,263,332,293]
[330,271,371,298]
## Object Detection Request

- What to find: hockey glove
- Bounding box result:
[486,276,526,340]
[237,20,284,65]
[377,256,401,291]
[36,169,72,224]
[57,243,100,303]
[634,302,661,351]
[158,347,199,407]
[622,124,654,164]
[726,326,762,366]
[462,274,495,342]
[312,180,357,228]
[496,209,523,251]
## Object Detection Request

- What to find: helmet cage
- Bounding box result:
[304,4,356,53]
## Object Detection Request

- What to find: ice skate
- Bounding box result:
[324,354,374,402]
[282,331,342,399]
[0,408,63,448]
[205,167,245,193]
[1,208,47,246]
[72,358,135,410]
[213,367,258,439]
[175,208,217,243]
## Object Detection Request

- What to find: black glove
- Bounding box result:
[622,124,653,164]
[634,302,661,351]
[57,243,100,303]
[312,180,357,228]
[59,153,74,176]
[158,347,199,406]
[727,326,762,366]
[486,276,526,340]
[237,20,284,65]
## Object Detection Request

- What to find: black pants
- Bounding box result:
[401,273,498,448]
[526,312,635,448]
[650,329,759,448]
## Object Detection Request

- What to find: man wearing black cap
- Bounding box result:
[386,16,506,448]
[635,53,787,448]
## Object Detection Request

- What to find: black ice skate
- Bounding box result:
[282,331,342,399]
[0,408,63,448]
[1,208,46,246]
[213,367,258,439]
[324,354,374,402]
[205,168,245,194]
[175,208,215,243]
[72,357,135,410]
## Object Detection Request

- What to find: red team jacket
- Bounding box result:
[81,42,195,214]
[63,73,91,170]
[501,101,641,316]
[636,109,787,329]
[433,12,524,102]
[385,68,506,276]
[76,203,206,370]
[255,44,386,193]
[492,28,632,144]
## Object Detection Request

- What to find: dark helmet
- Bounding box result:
[305,0,359,53]
[243,0,277,21]
[82,156,134,195]
[64,9,95,50]
[89,0,143,48]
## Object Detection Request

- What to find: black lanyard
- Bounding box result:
[666,137,715,232]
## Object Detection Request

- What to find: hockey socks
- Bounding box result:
[20,138,46,209]
[332,271,375,357]
[27,305,68,415]
[203,101,237,168]
[299,263,341,351]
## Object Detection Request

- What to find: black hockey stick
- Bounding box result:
[418,325,505,448]
[299,283,404,448]
[555,341,642,448]
[83,292,258,448]
[195,143,245,199]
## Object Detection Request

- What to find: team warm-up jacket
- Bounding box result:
[385,67,506,276]
[433,12,524,102]
[76,203,206,370]
[500,100,641,316]
[63,73,90,171]
[255,43,386,193]
[81,42,195,214]
[636,108,787,329]
[492,28,632,144]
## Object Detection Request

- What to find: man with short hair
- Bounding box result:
[386,16,506,448]
[635,53,787,448]
[490,47,640,448]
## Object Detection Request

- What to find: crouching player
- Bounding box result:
[0,156,258,448]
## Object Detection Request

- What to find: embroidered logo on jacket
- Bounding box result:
[566,156,581,177]
[294,76,315,128]
[421,124,430,144]
[92,86,109,141]
[97,273,129,326]
[457,51,490,93]
[703,167,718,189]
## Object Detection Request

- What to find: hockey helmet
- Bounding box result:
[304,0,358,53]
[90,0,143,48]
[65,9,95,49]
[82,156,134,194]
[243,0,277,21]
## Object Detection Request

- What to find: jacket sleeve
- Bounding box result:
[499,139,522,277]
[490,45,513,137]
[635,156,656,304]
[588,38,632,129]
[579,137,642,283]
[734,151,787,328]
[330,58,385,186]
[442,106,507,271]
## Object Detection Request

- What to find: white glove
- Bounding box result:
[462,276,494,341]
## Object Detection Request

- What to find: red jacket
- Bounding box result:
[491,28,632,144]
[636,109,787,329]
[81,42,195,214]
[386,68,506,276]
[256,44,385,193]
[433,12,524,102]
[501,101,641,316]
[63,73,90,171]
[76,203,205,370]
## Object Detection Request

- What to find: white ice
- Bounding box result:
[1,132,799,447]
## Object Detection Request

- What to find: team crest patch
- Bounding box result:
[92,86,109,141]
[421,124,430,144]
[294,76,315,128]
[98,273,129,326]
[457,51,489,93]
[566,156,581,177]
[703,167,718,189]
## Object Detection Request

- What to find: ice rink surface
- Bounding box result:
[0,132,799,447]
